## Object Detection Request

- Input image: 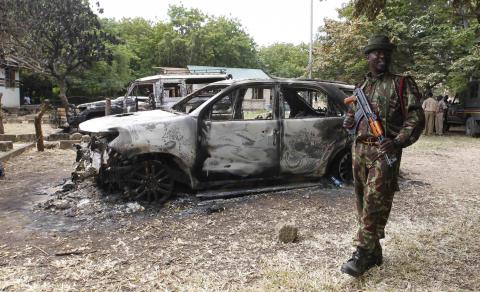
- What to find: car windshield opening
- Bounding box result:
[172,85,228,113]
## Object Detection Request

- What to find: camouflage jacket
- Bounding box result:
[353,71,425,148]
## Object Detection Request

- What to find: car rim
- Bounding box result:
[338,152,352,182]
[125,160,174,202]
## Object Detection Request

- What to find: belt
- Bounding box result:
[357,137,379,146]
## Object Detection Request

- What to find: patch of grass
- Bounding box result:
[249,212,480,291]
[410,134,478,151]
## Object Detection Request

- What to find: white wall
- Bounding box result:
[0,69,20,108]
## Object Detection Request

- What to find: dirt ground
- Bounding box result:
[0,128,479,291]
[3,123,59,136]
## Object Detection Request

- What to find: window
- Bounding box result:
[208,94,234,121]
[281,88,319,119]
[239,86,273,120]
[175,85,226,113]
[205,86,274,121]
[281,87,344,118]
[4,67,16,88]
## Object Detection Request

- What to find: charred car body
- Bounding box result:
[77,79,353,203]
[67,72,230,129]
[68,96,149,129]
[124,72,231,110]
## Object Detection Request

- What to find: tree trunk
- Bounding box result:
[58,78,69,117]
[0,93,4,134]
[35,99,50,152]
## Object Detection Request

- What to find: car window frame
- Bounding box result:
[198,82,279,121]
[279,84,328,119]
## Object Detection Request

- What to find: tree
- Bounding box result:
[198,16,258,67]
[313,0,479,93]
[0,0,116,110]
[154,5,258,68]
[258,43,309,78]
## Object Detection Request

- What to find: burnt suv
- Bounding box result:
[67,95,150,129]
[77,79,353,203]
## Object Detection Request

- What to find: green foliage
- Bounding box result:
[258,43,308,78]
[69,45,135,97]
[0,0,116,107]
[198,17,258,67]
[71,5,259,97]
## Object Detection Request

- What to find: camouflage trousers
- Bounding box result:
[352,140,402,251]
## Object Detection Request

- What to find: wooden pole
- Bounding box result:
[105,98,111,116]
[35,99,49,152]
[0,93,4,135]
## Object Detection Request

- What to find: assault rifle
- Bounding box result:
[344,88,397,167]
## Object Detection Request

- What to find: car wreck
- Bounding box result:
[67,95,150,129]
[64,72,230,130]
[75,79,353,203]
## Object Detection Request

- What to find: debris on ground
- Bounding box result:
[36,179,149,220]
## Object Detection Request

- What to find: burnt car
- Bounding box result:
[77,79,353,203]
[67,95,150,129]
[124,72,231,110]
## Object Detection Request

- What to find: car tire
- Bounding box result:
[329,149,353,183]
[124,159,175,203]
[465,117,479,137]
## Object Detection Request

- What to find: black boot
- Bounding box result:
[373,246,383,266]
[340,247,382,277]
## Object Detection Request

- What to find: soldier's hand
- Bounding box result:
[379,138,396,154]
[343,111,355,129]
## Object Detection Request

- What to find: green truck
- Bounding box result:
[447,81,480,136]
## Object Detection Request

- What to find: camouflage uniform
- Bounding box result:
[351,72,424,251]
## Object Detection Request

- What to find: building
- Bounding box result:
[0,57,21,107]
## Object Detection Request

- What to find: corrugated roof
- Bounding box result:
[187,65,270,80]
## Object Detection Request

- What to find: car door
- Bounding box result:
[279,84,346,176]
[198,84,280,180]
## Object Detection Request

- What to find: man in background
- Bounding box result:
[436,95,448,135]
[422,92,437,135]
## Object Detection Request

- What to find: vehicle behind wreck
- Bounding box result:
[76,79,353,203]
[65,72,230,130]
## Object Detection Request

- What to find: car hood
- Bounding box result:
[79,110,181,133]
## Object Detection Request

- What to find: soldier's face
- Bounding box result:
[367,49,391,75]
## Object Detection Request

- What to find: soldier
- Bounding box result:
[341,35,425,277]
[422,92,438,135]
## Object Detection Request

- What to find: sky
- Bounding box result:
[91,0,348,46]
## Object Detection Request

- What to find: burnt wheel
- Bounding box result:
[330,150,353,183]
[124,159,174,203]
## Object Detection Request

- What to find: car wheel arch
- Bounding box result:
[327,147,353,183]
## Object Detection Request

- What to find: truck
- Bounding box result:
[446,80,480,136]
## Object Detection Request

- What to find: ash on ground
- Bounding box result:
[35,179,202,222]
[35,176,347,227]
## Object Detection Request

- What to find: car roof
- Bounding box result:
[136,73,229,82]
[208,78,350,97]
[196,78,349,111]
